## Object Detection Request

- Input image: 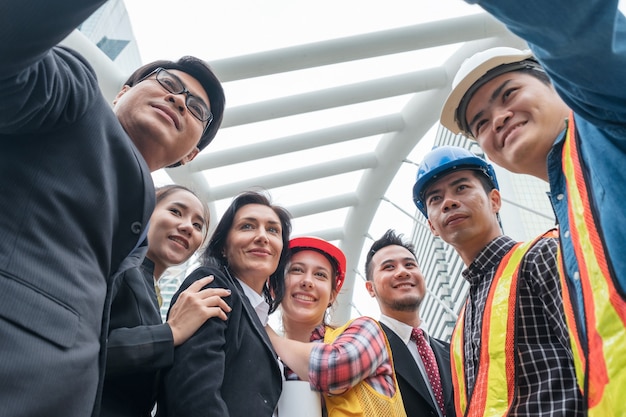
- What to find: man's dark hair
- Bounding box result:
[365,229,417,281]
[471,170,496,196]
[125,56,225,156]
[200,190,292,313]
[517,65,552,86]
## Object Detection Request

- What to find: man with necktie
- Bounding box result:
[365,229,455,417]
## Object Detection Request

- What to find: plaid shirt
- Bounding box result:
[462,235,583,416]
[308,317,395,397]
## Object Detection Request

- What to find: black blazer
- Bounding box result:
[381,323,456,417]
[102,258,174,417]
[158,264,282,417]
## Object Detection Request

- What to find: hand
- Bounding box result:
[167,275,231,346]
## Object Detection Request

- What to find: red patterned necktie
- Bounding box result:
[411,327,446,416]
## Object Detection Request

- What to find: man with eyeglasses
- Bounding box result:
[0,1,224,417]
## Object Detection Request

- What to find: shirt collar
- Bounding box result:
[310,324,326,342]
[236,278,270,326]
[141,257,156,278]
[462,235,516,286]
[379,314,430,345]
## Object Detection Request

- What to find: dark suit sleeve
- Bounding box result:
[106,323,174,375]
[105,266,175,375]
[159,266,234,417]
[0,0,106,74]
[0,0,107,132]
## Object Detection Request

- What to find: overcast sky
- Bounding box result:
[125,1,480,63]
[121,1,498,320]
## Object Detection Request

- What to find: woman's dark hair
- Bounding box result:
[201,190,292,313]
[124,56,225,158]
[154,184,210,241]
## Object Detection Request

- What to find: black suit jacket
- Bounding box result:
[382,323,456,417]
[158,264,282,417]
[1,2,154,416]
[102,258,174,417]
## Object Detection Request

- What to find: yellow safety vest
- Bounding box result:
[559,113,626,415]
[323,319,407,417]
[450,233,553,417]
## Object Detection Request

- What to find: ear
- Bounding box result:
[180,147,200,165]
[328,290,338,307]
[113,85,131,106]
[489,188,502,214]
[428,219,440,237]
[365,280,376,298]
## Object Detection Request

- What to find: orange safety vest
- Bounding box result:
[450,233,552,417]
[559,113,626,415]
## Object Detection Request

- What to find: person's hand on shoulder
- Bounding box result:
[168,275,231,346]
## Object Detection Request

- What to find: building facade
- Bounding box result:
[78,0,141,74]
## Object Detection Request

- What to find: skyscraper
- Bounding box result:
[78,0,141,74]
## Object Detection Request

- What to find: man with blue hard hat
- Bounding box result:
[412,145,582,416]
[412,146,498,219]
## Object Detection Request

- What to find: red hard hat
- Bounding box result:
[289,236,346,293]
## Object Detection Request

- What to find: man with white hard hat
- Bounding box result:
[441,1,626,414]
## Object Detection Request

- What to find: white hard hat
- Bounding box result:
[440,47,537,135]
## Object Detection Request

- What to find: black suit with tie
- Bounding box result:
[158,263,282,417]
[381,323,456,417]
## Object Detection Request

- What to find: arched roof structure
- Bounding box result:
[64,11,526,323]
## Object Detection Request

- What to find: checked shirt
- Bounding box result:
[461,235,583,416]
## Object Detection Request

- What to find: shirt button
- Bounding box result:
[573,271,580,281]
[557,194,565,201]
[564,230,570,238]
[130,221,142,234]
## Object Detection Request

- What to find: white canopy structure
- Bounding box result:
[64,11,526,323]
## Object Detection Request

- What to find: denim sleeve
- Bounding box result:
[465,0,626,127]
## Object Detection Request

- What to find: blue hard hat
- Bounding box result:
[412,146,499,217]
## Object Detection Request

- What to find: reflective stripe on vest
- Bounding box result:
[561,113,626,414]
[450,234,549,416]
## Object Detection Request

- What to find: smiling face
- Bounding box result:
[146,189,206,279]
[113,69,210,171]
[281,250,336,329]
[366,245,426,318]
[425,170,502,265]
[224,204,283,293]
[465,71,569,181]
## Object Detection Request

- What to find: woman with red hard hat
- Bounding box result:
[267,237,407,417]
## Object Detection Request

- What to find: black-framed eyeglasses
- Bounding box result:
[139,67,213,127]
